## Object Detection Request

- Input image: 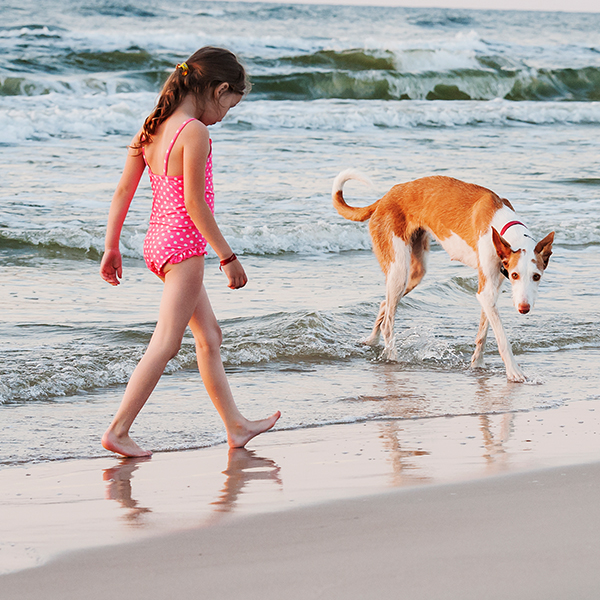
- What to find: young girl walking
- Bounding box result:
[100,47,280,458]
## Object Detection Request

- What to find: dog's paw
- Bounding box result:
[470,355,485,369]
[378,345,398,362]
[506,367,527,383]
[362,335,379,347]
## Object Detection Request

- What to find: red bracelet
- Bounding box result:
[219,253,237,270]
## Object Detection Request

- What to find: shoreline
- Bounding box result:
[2,461,600,599]
[1,397,599,580]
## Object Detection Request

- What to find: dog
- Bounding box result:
[332,170,554,382]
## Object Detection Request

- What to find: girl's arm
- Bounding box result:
[100,137,146,286]
[182,122,247,289]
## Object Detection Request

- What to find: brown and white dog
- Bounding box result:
[332,170,554,382]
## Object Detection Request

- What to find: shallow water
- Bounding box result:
[1,1,599,465]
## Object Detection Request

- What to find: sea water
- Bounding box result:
[1,0,599,465]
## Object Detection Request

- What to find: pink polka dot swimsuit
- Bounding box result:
[142,118,214,277]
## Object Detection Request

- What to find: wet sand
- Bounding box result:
[1,399,599,598]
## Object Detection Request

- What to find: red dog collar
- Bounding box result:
[500,221,527,236]
[498,221,531,280]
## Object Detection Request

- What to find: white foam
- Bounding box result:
[0,217,372,259]
[368,30,487,74]
[0,92,154,142]
[220,221,372,256]
[229,98,600,131]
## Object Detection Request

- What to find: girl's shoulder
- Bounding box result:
[131,127,144,144]
[125,128,145,158]
[176,118,211,154]
[179,117,209,138]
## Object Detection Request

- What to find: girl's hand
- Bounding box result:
[222,257,247,289]
[100,248,123,286]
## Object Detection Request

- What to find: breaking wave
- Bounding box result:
[4,47,600,103]
[3,95,600,144]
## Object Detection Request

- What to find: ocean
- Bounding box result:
[1,0,599,466]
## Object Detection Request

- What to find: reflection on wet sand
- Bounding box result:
[365,365,523,484]
[377,420,432,487]
[103,457,152,526]
[474,374,517,473]
[101,369,549,530]
[479,413,515,472]
[103,449,282,523]
[363,367,435,487]
[212,448,282,513]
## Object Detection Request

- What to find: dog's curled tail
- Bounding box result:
[332,169,379,222]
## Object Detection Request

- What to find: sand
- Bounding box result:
[3,462,600,600]
[1,399,599,599]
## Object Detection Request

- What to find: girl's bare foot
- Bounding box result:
[102,430,152,458]
[227,411,281,448]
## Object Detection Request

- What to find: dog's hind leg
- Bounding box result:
[379,237,411,360]
[366,230,427,349]
[405,229,429,295]
[471,310,489,368]
[364,300,386,346]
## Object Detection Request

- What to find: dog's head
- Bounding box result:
[492,228,554,314]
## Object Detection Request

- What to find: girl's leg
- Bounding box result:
[102,257,205,457]
[188,285,280,448]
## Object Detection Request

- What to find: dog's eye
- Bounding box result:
[533,273,541,282]
[511,272,519,280]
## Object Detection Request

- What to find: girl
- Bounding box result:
[100,47,280,458]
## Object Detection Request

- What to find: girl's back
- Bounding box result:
[142,116,207,178]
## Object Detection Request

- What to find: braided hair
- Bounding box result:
[137,47,248,147]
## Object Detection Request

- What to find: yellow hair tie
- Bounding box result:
[176,62,189,76]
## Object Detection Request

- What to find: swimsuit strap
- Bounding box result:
[163,118,197,176]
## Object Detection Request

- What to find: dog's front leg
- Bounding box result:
[471,309,489,368]
[476,293,526,382]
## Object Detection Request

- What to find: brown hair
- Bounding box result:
[137,47,249,147]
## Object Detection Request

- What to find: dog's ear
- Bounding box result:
[491,227,512,262]
[535,231,554,270]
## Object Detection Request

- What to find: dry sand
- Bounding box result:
[1,399,599,599]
